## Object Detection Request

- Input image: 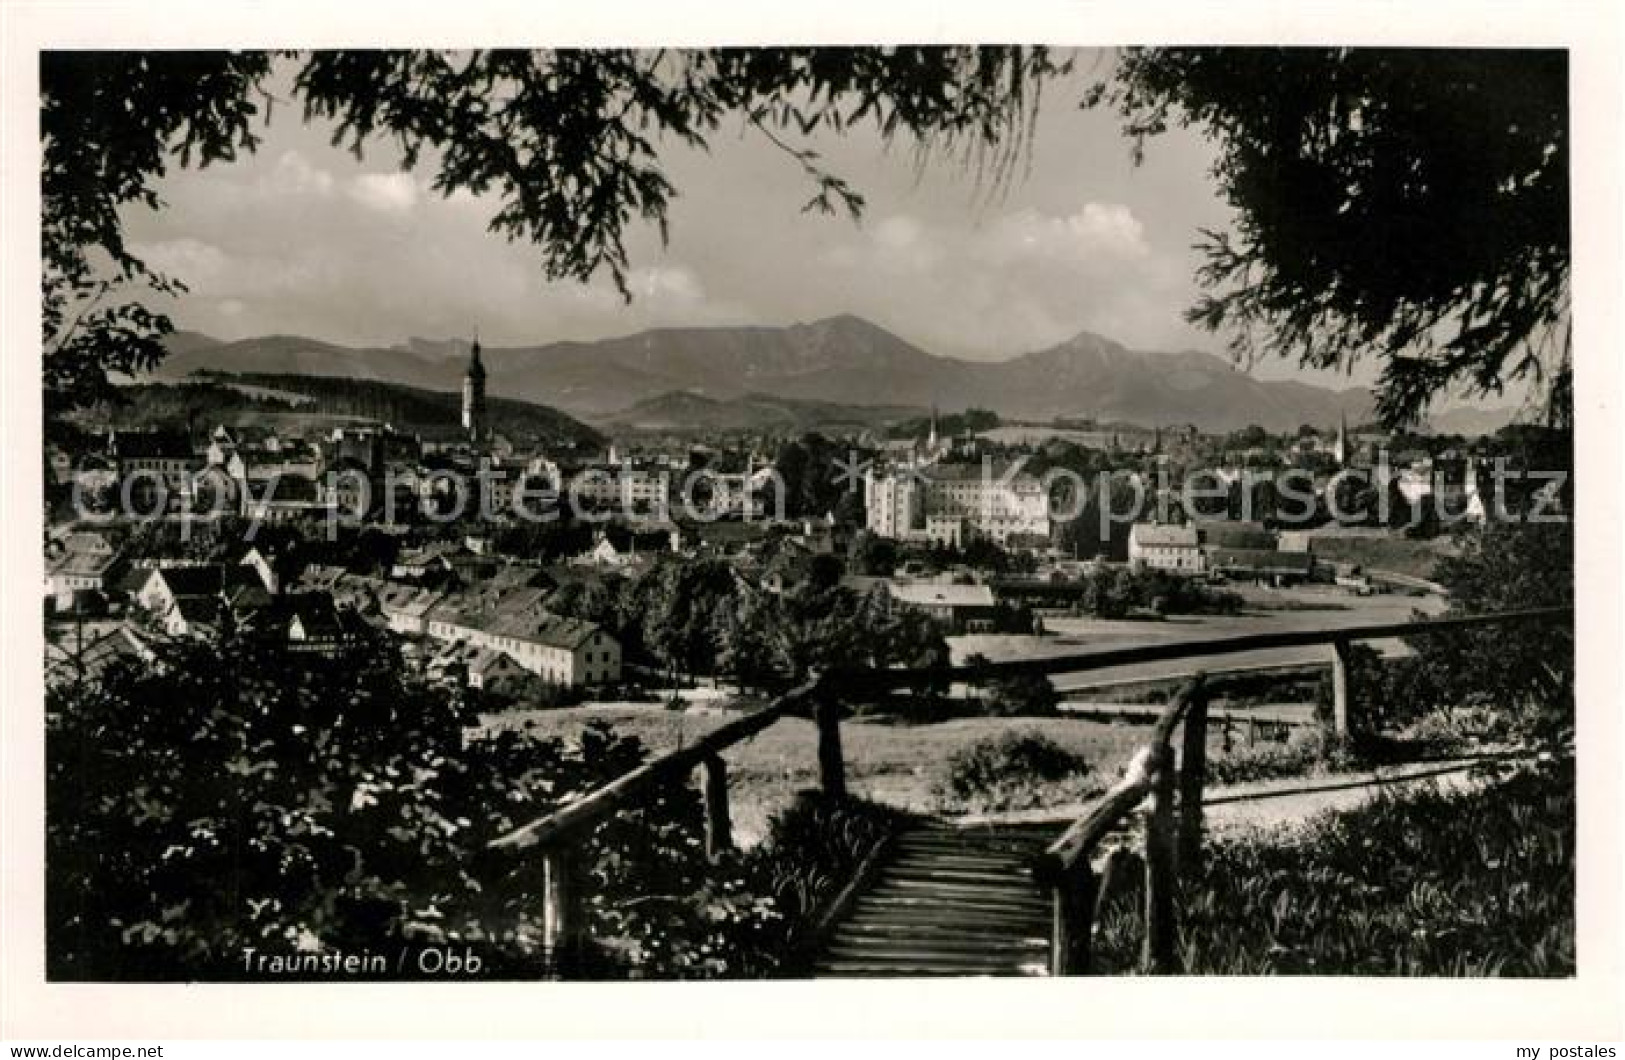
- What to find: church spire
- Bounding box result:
[462,331,487,442]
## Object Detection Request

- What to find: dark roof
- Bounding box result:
[485,611,605,651]
[171,595,222,626]
[286,592,346,640]
[150,564,263,598]
[111,431,195,460]
[251,475,320,503]
[1196,521,1278,551]
[1207,548,1314,574]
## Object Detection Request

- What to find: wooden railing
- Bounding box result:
[1031,675,1208,975]
[487,605,1571,975]
[487,672,842,968]
[1027,605,1573,975]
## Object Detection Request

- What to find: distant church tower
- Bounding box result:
[462,334,487,443]
[1333,413,1349,466]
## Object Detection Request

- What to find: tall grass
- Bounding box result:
[740,794,910,971]
[1092,760,1574,976]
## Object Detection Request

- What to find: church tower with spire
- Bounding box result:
[1333,412,1349,466]
[462,334,487,443]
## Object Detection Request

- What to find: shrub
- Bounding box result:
[45,629,764,982]
[1207,727,1357,787]
[982,671,1061,717]
[738,794,909,973]
[1314,646,1456,740]
[931,730,1094,813]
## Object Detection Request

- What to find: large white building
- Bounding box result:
[1127,523,1204,573]
[864,461,1051,547]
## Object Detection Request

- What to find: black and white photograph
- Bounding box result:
[3,0,1622,1047]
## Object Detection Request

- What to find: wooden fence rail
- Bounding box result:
[1027,605,1571,975]
[487,605,1571,977]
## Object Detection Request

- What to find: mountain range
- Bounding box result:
[157,315,1497,434]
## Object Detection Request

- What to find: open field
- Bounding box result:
[475,589,1455,839]
[955,586,1446,691]
[478,705,1164,842]
[475,696,1338,844]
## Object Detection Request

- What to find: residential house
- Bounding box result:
[378,584,446,636]
[875,579,999,633]
[1206,548,1316,586]
[1128,523,1204,574]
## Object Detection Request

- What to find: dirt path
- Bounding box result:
[956,752,1531,834]
[1199,755,1525,833]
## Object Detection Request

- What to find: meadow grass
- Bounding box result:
[1091,760,1574,976]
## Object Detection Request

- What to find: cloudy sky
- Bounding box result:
[121,52,1373,387]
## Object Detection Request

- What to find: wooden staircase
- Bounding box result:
[812,821,1064,977]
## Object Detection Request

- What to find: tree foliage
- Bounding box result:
[1092,48,1570,427]
[46,626,796,980]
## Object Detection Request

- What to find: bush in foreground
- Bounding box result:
[931,730,1095,814]
[46,629,758,981]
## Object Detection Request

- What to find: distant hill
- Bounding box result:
[594,390,924,436]
[159,317,1380,433]
[1424,405,1524,437]
[103,371,603,447]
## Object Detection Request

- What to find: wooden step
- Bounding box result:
[878,866,1035,887]
[810,822,1060,977]
[814,957,1048,977]
[848,899,1050,930]
[831,931,1048,956]
[887,853,1035,870]
[869,878,1050,905]
[855,884,1052,910]
[897,833,1052,851]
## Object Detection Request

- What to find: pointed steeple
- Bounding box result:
[1334,412,1349,466]
[462,331,487,442]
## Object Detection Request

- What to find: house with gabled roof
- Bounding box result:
[378,583,446,636]
[1128,523,1204,574]
[45,624,156,687]
[45,547,126,612]
[135,564,265,616]
[163,593,223,637]
[419,568,617,688]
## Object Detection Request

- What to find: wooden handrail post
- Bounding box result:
[815,694,847,800]
[1050,864,1099,976]
[1331,636,1353,737]
[541,846,580,977]
[1142,742,1180,975]
[700,752,733,862]
[1177,681,1210,870]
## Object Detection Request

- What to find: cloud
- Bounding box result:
[128,238,229,284]
[263,151,334,197]
[347,172,420,215]
[124,88,1225,364]
[799,202,1176,356]
[987,203,1151,263]
[629,265,706,306]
